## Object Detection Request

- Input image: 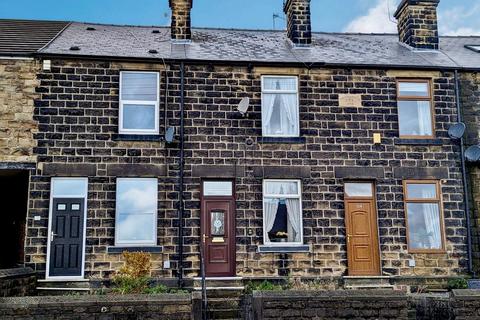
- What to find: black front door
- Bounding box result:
[49,198,85,277]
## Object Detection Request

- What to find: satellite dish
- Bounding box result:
[237,97,250,116]
[165,127,175,143]
[465,145,480,162]
[448,122,466,140]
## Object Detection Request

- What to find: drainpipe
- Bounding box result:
[455,69,475,277]
[178,61,186,287]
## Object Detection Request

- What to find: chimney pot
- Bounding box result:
[394,0,440,50]
[284,0,312,47]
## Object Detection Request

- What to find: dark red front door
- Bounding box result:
[201,194,236,277]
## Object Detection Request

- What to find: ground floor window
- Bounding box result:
[404,180,445,252]
[115,178,158,246]
[263,179,303,245]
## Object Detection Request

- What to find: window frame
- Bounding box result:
[261,75,300,138]
[396,79,435,139]
[119,71,160,135]
[262,179,303,246]
[115,177,158,247]
[403,180,446,254]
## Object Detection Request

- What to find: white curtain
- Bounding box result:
[419,186,441,249]
[264,199,279,242]
[263,77,298,136]
[281,94,299,136]
[417,101,432,136]
[262,94,276,135]
[286,199,302,242]
[423,204,441,249]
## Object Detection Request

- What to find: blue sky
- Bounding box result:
[0,0,478,35]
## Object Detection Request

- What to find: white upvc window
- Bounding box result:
[115,178,158,246]
[262,179,303,245]
[119,71,160,135]
[261,76,300,137]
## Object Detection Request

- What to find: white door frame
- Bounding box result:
[45,177,88,280]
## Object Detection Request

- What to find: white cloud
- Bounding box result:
[344,0,480,36]
[439,4,480,36]
[344,0,398,34]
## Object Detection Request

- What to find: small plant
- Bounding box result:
[112,251,152,294]
[245,280,283,294]
[143,284,169,294]
[447,278,468,290]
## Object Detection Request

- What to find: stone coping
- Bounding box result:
[252,289,406,299]
[0,268,35,280]
[452,289,480,299]
[0,293,191,306]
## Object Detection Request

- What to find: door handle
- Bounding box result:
[202,234,208,243]
[347,234,352,242]
[50,231,57,242]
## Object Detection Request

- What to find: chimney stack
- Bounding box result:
[169,0,193,41]
[394,0,440,50]
[284,0,312,47]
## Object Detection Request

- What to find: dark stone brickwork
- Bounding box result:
[394,0,440,50]
[461,71,480,276]
[284,0,312,46]
[169,0,192,41]
[0,268,36,297]
[248,290,408,319]
[0,294,193,320]
[26,59,467,281]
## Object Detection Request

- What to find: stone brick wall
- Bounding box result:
[451,290,480,320]
[0,268,36,297]
[0,59,38,163]
[27,59,468,282]
[0,294,194,320]
[169,0,192,40]
[284,0,312,46]
[247,290,408,319]
[395,0,439,50]
[460,71,480,276]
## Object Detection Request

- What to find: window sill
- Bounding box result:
[107,246,163,254]
[258,245,310,253]
[112,134,163,142]
[394,138,442,146]
[258,137,306,144]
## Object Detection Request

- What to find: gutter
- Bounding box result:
[33,52,480,72]
[454,69,475,277]
[178,61,186,288]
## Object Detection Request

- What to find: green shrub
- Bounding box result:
[245,280,283,294]
[447,278,468,290]
[143,284,169,294]
[112,275,150,294]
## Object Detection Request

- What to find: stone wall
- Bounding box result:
[27,59,468,281]
[0,294,195,320]
[461,71,480,276]
[0,58,38,163]
[451,290,480,320]
[247,290,408,319]
[0,268,36,297]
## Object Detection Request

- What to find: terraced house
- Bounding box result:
[4,0,480,292]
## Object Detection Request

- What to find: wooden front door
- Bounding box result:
[49,198,85,277]
[201,181,236,277]
[344,182,381,276]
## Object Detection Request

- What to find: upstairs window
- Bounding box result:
[397,80,434,138]
[119,71,159,135]
[404,180,445,253]
[263,180,303,245]
[261,76,299,137]
[115,178,158,246]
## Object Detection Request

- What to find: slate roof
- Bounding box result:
[0,19,69,56]
[30,21,480,70]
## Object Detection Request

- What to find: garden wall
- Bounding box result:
[0,293,199,320]
[247,290,408,320]
[0,268,36,297]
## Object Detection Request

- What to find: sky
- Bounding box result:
[0,0,479,35]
